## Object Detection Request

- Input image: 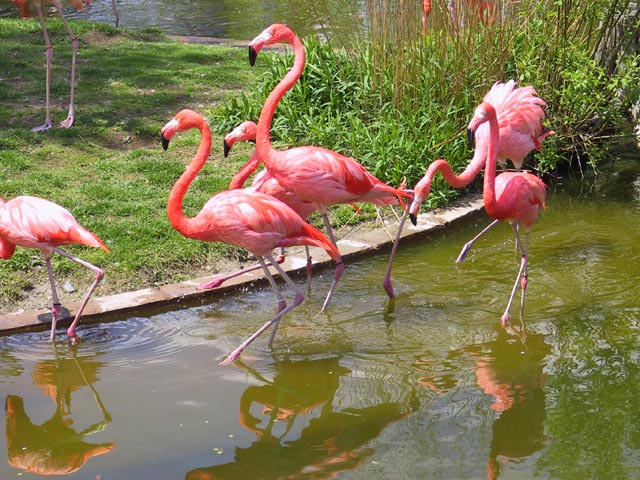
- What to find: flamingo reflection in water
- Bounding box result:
[417,328,549,480]
[469,329,549,479]
[4,345,116,475]
[186,357,416,480]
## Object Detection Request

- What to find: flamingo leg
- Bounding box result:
[32,4,54,132]
[53,0,77,129]
[52,247,104,342]
[320,260,344,312]
[383,204,411,299]
[501,222,529,326]
[318,212,344,312]
[220,255,304,365]
[197,247,287,291]
[519,232,530,319]
[501,254,527,326]
[321,212,338,247]
[456,219,500,263]
[304,245,312,292]
[43,251,62,341]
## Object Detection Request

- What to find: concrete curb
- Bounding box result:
[0,196,485,335]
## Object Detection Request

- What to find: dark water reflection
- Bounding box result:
[0,157,639,479]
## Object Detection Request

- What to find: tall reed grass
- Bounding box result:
[214,0,639,202]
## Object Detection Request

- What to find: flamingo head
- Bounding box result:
[249,23,294,66]
[161,109,205,151]
[467,101,496,147]
[223,121,257,157]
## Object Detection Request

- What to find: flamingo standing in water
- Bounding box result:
[0,196,108,341]
[12,0,85,131]
[198,120,317,291]
[161,109,344,365]
[467,100,546,325]
[248,24,411,307]
[383,80,552,298]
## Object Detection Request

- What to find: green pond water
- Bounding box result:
[1,156,639,479]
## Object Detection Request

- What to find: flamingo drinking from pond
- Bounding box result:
[161,109,344,365]
[0,195,108,341]
[12,0,85,131]
[248,24,411,295]
[467,100,547,325]
[198,120,317,291]
[383,80,552,298]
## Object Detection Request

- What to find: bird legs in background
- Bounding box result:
[500,223,529,327]
[45,247,105,342]
[32,0,79,131]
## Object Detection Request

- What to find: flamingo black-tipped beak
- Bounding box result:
[249,46,258,66]
[223,140,231,158]
[410,213,418,226]
[467,128,476,148]
[161,135,170,151]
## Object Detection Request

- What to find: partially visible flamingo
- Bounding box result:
[383,80,552,298]
[0,195,108,341]
[85,0,119,27]
[197,120,317,291]
[161,109,344,365]
[12,0,85,131]
[249,24,411,306]
[467,100,546,325]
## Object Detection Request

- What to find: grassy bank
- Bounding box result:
[0,19,399,311]
[0,20,272,309]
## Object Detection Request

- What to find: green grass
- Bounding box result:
[0,19,269,308]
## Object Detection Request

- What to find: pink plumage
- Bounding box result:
[162,109,344,364]
[0,195,108,341]
[467,100,547,325]
[248,24,411,248]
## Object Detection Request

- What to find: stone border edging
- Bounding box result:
[0,196,484,335]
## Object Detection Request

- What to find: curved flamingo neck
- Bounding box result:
[167,118,212,237]
[256,33,306,163]
[482,105,501,217]
[229,151,261,190]
[415,146,487,200]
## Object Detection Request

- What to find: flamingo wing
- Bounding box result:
[272,146,401,208]
[0,196,107,251]
[494,173,546,229]
[196,190,337,259]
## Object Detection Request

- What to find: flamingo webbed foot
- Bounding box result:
[32,121,53,132]
[59,116,74,129]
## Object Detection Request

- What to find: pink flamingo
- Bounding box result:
[161,109,344,365]
[249,24,411,308]
[0,196,108,341]
[198,120,317,291]
[383,80,552,298]
[467,100,547,325]
[12,0,84,131]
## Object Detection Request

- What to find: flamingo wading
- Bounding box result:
[383,80,552,298]
[248,24,412,309]
[161,109,344,365]
[0,195,108,340]
[467,100,547,325]
[198,120,317,291]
